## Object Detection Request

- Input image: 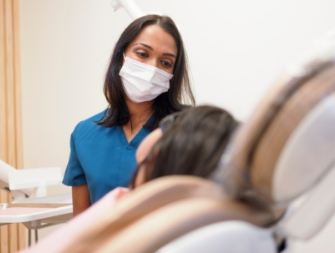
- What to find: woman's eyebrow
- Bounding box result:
[132,43,176,58]
[132,43,153,50]
[163,53,176,58]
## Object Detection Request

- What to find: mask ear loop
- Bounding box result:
[120,53,127,68]
[122,53,127,65]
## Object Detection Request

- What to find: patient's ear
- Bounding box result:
[134,148,160,188]
[136,128,163,164]
[134,129,163,188]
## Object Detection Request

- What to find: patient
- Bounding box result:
[132,105,239,187]
[20,105,238,253]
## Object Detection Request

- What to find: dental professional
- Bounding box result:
[62,14,195,216]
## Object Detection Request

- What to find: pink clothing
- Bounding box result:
[19,187,128,253]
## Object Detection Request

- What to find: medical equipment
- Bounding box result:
[111,0,144,20]
[153,36,335,253]
[0,159,62,200]
[0,160,72,246]
[155,36,335,252]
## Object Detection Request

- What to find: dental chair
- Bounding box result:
[22,38,335,252]
[156,39,335,253]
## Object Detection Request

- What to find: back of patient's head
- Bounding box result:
[132,105,238,188]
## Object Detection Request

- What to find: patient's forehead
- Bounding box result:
[136,128,163,163]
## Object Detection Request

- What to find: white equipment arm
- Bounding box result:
[111,0,144,20]
[0,159,62,201]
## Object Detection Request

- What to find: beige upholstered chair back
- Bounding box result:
[214,47,335,207]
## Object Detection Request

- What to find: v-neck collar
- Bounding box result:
[117,114,154,148]
[116,126,144,148]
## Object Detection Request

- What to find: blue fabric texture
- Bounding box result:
[62,111,152,204]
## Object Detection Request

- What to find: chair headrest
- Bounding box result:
[214,36,335,206]
[60,176,280,253]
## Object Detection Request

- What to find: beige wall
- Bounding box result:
[19,0,126,189]
[19,0,335,251]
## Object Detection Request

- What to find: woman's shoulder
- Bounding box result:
[81,110,107,124]
[72,110,114,135]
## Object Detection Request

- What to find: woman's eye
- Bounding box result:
[161,61,172,68]
[135,51,148,58]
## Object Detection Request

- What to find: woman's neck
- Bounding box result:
[125,100,154,132]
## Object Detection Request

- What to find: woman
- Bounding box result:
[132,105,239,187]
[63,14,195,216]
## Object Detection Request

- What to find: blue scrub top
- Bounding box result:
[62,111,152,204]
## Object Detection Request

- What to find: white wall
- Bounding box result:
[19,0,335,251]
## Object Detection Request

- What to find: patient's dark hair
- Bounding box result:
[131,105,239,187]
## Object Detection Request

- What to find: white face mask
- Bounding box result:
[119,56,173,103]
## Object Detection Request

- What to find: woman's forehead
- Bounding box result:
[130,25,177,55]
